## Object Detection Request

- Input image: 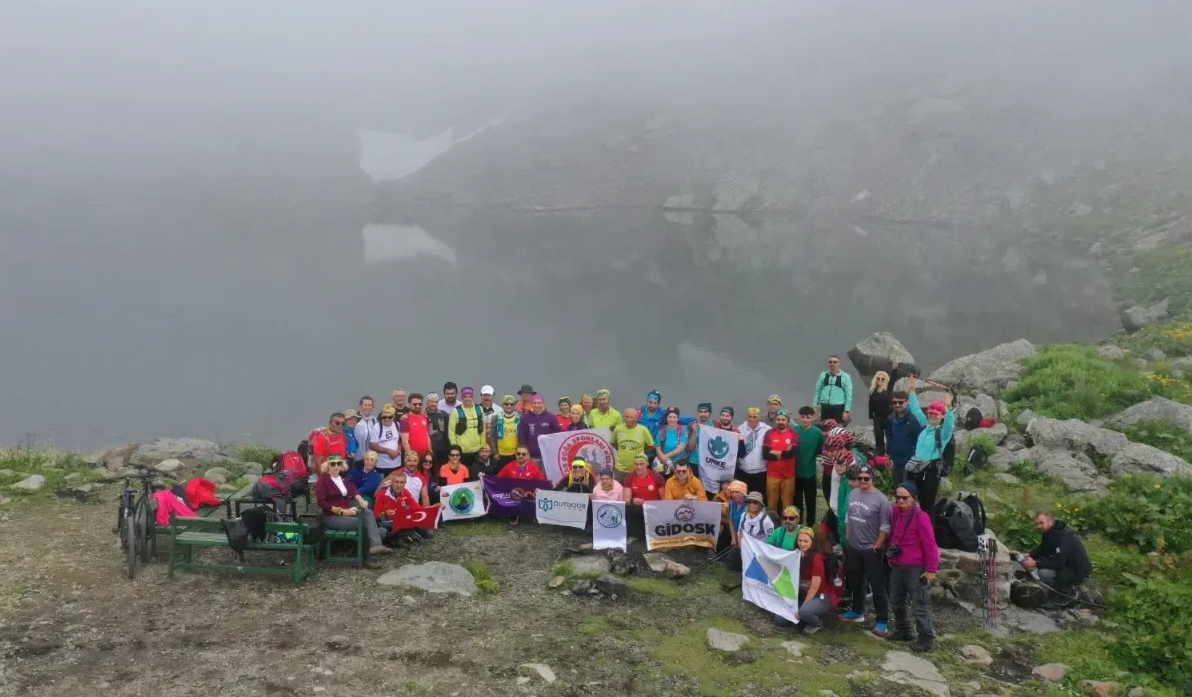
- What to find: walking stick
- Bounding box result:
[675,546,737,583]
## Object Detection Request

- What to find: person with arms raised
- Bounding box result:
[902,374,955,513]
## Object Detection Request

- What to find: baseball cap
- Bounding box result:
[343,409,361,420]
[854,464,875,478]
[480,385,495,396]
[519,384,534,395]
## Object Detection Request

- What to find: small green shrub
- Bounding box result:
[1118,320,1192,358]
[1119,421,1192,461]
[238,444,281,468]
[1062,475,1192,553]
[1111,577,1192,684]
[1005,344,1154,420]
[464,561,499,596]
[1008,459,1050,483]
[988,508,1038,551]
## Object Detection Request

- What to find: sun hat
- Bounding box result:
[746,491,765,504]
[343,409,361,420]
[519,384,534,395]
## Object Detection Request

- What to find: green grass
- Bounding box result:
[1032,630,1183,697]
[0,446,103,499]
[443,518,508,537]
[1117,421,1192,461]
[550,561,575,579]
[463,561,499,596]
[1117,320,1192,358]
[1005,344,1164,420]
[236,444,280,468]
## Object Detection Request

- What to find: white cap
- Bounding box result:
[480,385,495,396]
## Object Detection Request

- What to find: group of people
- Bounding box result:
[288,354,1084,650]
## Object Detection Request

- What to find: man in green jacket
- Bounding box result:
[813,355,854,424]
[794,406,825,526]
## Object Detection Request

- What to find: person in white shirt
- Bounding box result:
[737,406,772,499]
[371,405,402,473]
[739,491,776,540]
[353,395,380,468]
[439,381,462,414]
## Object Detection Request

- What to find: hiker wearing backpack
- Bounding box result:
[353,396,380,468]
[399,393,430,461]
[448,387,487,466]
[342,409,361,463]
[686,402,715,472]
[425,393,450,465]
[812,355,853,424]
[655,407,688,475]
[886,482,939,652]
[310,412,349,475]
[885,390,923,487]
[639,390,666,442]
[902,375,956,514]
[371,405,402,474]
[841,464,892,637]
[491,395,522,464]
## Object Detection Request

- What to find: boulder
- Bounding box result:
[518,664,556,684]
[847,332,919,379]
[960,645,993,667]
[1079,680,1121,697]
[781,640,808,658]
[1144,349,1167,362]
[641,552,676,574]
[1121,298,1169,333]
[845,423,876,450]
[131,438,224,467]
[928,339,1037,394]
[376,562,478,596]
[1030,448,1110,494]
[203,467,230,484]
[1110,443,1192,478]
[1003,434,1027,452]
[1096,345,1128,361]
[94,443,138,471]
[955,424,1009,453]
[155,459,185,473]
[11,474,46,491]
[1017,409,1037,430]
[1106,397,1192,432]
[706,628,750,652]
[881,650,950,697]
[1033,663,1069,682]
[548,575,566,589]
[1026,417,1128,459]
[567,554,611,577]
[243,462,264,476]
[595,574,628,597]
[955,394,999,424]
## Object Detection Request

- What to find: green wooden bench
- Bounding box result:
[318,511,365,568]
[228,483,299,520]
[167,515,316,583]
[146,495,231,558]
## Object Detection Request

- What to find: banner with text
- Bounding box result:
[538,428,615,481]
[535,490,591,529]
[698,425,740,493]
[481,476,552,518]
[741,535,803,624]
[592,501,628,551]
[643,500,722,550]
[439,481,486,522]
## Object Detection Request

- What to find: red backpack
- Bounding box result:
[277,449,309,479]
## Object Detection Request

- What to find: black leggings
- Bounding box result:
[906,467,941,515]
[735,468,767,499]
[795,477,817,527]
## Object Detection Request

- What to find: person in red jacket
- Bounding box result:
[497,447,545,479]
[763,410,799,511]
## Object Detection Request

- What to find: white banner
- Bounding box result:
[538,428,616,481]
[592,501,628,551]
[741,535,803,624]
[643,500,722,550]
[698,425,740,493]
[535,490,591,529]
[439,481,486,521]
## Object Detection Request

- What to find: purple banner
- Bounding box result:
[481,476,553,518]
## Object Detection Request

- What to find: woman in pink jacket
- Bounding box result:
[886,481,939,653]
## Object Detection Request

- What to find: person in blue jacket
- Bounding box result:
[639,390,666,442]
[885,390,923,487]
[349,450,383,502]
[901,375,955,513]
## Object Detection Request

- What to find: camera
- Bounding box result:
[886,544,903,560]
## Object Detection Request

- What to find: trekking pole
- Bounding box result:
[988,538,1000,629]
[675,546,736,583]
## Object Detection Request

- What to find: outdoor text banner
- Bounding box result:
[592,501,628,551]
[741,535,803,624]
[643,500,722,550]
[481,476,553,518]
[535,490,591,529]
[439,481,486,521]
[537,428,615,481]
[698,425,741,493]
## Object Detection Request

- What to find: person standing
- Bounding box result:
[610,407,655,482]
[687,402,715,474]
[793,407,824,527]
[887,482,939,652]
[342,409,361,463]
[448,387,487,467]
[491,395,522,464]
[400,393,431,462]
[371,405,403,475]
[479,385,499,423]
[655,407,688,475]
[736,407,771,498]
[515,384,535,414]
[885,390,922,487]
[902,375,955,514]
[556,397,574,431]
[425,393,450,466]
[762,410,799,512]
[841,464,892,637]
[868,371,895,455]
[353,396,380,468]
[765,395,783,427]
[639,390,665,442]
[439,382,461,414]
[812,355,853,424]
[588,389,622,431]
[516,394,560,461]
[566,405,588,431]
[310,412,348,475]
[389,389,411,420]
[579,394,595,425]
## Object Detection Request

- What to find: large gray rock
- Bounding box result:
[567,554,611,577]
[11,474,46,491]
[955,393,999,424]
[881,650,950,697]
[1021,447,1110,494]
[1121,298,1169,333]
[845,423,876,450]
[706,628,750,652]
[130,438,224,467]
[928,339,1037,394]
[154,459,185,473]
[847,332,919,379]
[1016,409,1037,430]
[595,574,629,597]
[203,467,231,484]
[1110,443,1192,478]
[376,561,478,596]
[955,424,1009,453]
[1106,397,1192,432]
[1096,345,1128,361]
[94,443,138,471]
[1026,417,1128,459]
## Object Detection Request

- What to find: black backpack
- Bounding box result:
[957,490,987,534]
[963,407,983,430]
[934,427,956,476]
[931,497,979,552]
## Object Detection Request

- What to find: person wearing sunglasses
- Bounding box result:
[372,405,402,475]
[901,374,956,513]
[884,388,922,487]
[812,355,854,425]
[840,464,892,637]
[310,412,349,476]
[764,505,802,551]
[886,482,939,652]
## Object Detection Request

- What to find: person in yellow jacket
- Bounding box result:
[448,387,487,467]
[491,395,522,464]
[663,462,707,501]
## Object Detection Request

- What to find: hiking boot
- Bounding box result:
[368,545,393,556]
[839,611,866,623]
[911,641,934,653]
[363,560,382,569]
[801,625,821,636]
[871,623,889,638]
[886,630,915,642]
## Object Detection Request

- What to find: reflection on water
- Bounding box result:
[362,223,457,267]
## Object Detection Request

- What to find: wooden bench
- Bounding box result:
[318,511,365,568]
[228,482,300,520]
[147,496,230,558]
[167,515,316,583]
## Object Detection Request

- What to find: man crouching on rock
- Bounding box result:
[1020,510,1092,608]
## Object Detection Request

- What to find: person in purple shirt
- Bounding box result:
[517,393,560,459]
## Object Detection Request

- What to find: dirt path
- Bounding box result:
[0,491,980,697]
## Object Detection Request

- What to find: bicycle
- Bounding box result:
[113,466,156,580]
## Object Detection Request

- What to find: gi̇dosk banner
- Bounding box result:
[440,481,486,521]
[698,425,740,491]
[537,428,615,481]
[740,535,803,624]
[592,500,627,551]
[481,476,553,518]
[535,489,590,529]
[643,500,721,550]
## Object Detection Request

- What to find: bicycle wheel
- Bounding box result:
[138,507,153,562]
[124,516,137,580]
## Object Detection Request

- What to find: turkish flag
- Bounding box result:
[390,499,442,531]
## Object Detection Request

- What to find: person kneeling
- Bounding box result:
[372,470,427,548]
[1020,510,1091,608]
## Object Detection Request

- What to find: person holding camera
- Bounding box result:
[901,375,955,513]
[1020,510,1092,608]
[886,482,939,652]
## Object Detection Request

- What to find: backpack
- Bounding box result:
[931,498,979,552]
[454,405,484,436]
[821,372,844,389]
[956,490,987,534]
[275,451,308,479]
[934,427,956,477]
[963,407,983,430]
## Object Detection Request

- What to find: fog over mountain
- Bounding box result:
[1,1,1188,447]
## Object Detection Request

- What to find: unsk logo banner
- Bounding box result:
[538,428,615,481]
[741,535,803,624]
[698,425,740,490]
[592,501,627,551]
[535,490,590,529]
[643,500,722,550]
[440,481,486,521]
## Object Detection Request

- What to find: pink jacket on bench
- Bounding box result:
[152,489,198,526]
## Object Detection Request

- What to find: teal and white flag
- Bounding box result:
[440,481,486,521]
[741,535,803,624]
[698,425,740,493]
